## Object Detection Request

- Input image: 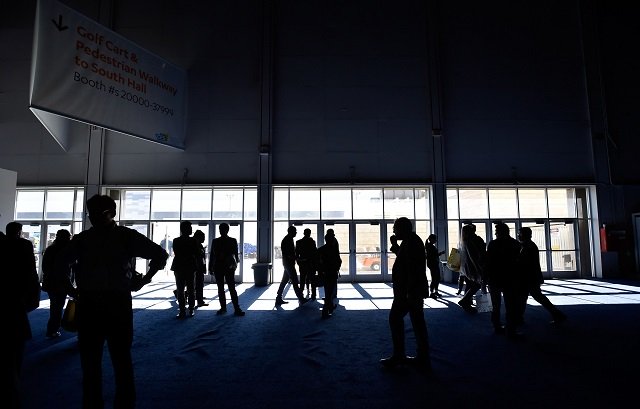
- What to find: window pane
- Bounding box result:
[550,222,575,250]
[321,189,351,220]
[74,190,84,220]
[552,251,576,271]
[290,188,320,220]
[459,189,488,219]
[15,190,44,220]
[212,189,243,220]
[151,190,181,220]
[181,189,211,220]
[383,188,415,219]
[447,188,459,219]
[45,190,75,220]
[521,222,547,250]
[273,188,289,221]
[415,188,430,219]
[244,188,257,220]
[488,189,518,219]
[414,220,430,244]
[121,190,151,220]
[518,189,547,218]
[353,189,383,219]
[548,188,577,218]
[447,221,461,253]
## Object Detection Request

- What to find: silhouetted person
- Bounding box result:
[380,217,431,370]
[425,234,445,299]
[42,229,75,338]
[518,227,567,325]
[296,228,318,299]
[275,225,308,306]
[62,194,167,409]
[209,223,245,316]
[171,221,200,318]
[457,224,486,313]
[193,229,208,308]
[317,230,342,319]
[485,223,523,336]
[3,222,41,409]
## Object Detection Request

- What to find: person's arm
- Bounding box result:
[233,239,240,263]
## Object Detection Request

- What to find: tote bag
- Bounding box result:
[61,298,78,332]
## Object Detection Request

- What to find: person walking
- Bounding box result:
[518,227,567,325]
[209,223,245,316]
[275,225,308,306]
[485,223,524,336]
[457,224,486,314]
[171,221,200,318]
[380,217,431,370]
[62,194,167,409]
[41,229,75,338]
[193,229,209,308]
[317,230,342,319]
[295,228,318,300]
[3,222,41,409]
[425,234,445,299]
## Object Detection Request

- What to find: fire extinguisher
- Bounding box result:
[599,224,607,252]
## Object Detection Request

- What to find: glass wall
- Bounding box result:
[445,186,592,278]
[14,187,85,279]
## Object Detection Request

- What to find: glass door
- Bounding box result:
[354,222,383,281]
[151,221,181,280]
[322,223,350,282]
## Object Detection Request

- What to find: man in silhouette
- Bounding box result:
[425,234,444,299]
[171,221,200,318]
[275,225,308,306]
[380,217,431,370]
[296,228,318,299]
[193,229,209,308]
[3,222,41,409]
[63,194,167,409]
[458,224,486,313]
[485,223,523,336]
[518,227,567,325]
[41,228,75,338]
[209,223,245,316]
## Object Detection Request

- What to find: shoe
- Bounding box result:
[176,311,186,319]
[380,355,406,369]
[173,290,178,298]
[188,309,195,317]
[234,309,245,316]
[216,308,227,315]
[456,291,462,295]
[46,331,61,339]
[299,298,310,305]
[458,300,478,314]
[197,302,209,308]
[429,292,437,299]
[275,298,288,306]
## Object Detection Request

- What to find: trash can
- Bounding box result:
[252,263,271,287]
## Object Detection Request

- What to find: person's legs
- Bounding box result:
[185,271,196,314]
[321,275,336,318]
[459,280,480,312]
[275,268,290,303]
[408,300,429,359]
[429,266,440,297]
[530,285,566,322]
[285,264,306,301]
[78,300,107,409]
[47,291,66,336]
[489,287,503,331]
[215,271,227,311]
[174,272,186,316]
[107,300,135,409]
[381,298,408,367]
[224,270,244,315]
[195,271,205,305]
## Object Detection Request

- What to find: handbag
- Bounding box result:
[61,298,78,332]
[475,292,493,313]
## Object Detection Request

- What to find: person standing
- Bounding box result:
[380,217,431,370]
[275,225,308,306]
[3,222,41,409]
[485,223,523,336]
[457,224,486,314]
[317,230,342,319]
[192,229,209,308]
[41,229,75,338]
[518,227,567,325]
[209,223,245,316]
[295,228,318,300]
[171,221,200,318]
[425,234,445,299]
[62,194,167,409]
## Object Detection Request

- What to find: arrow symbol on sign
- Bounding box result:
[51,14,69,31]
